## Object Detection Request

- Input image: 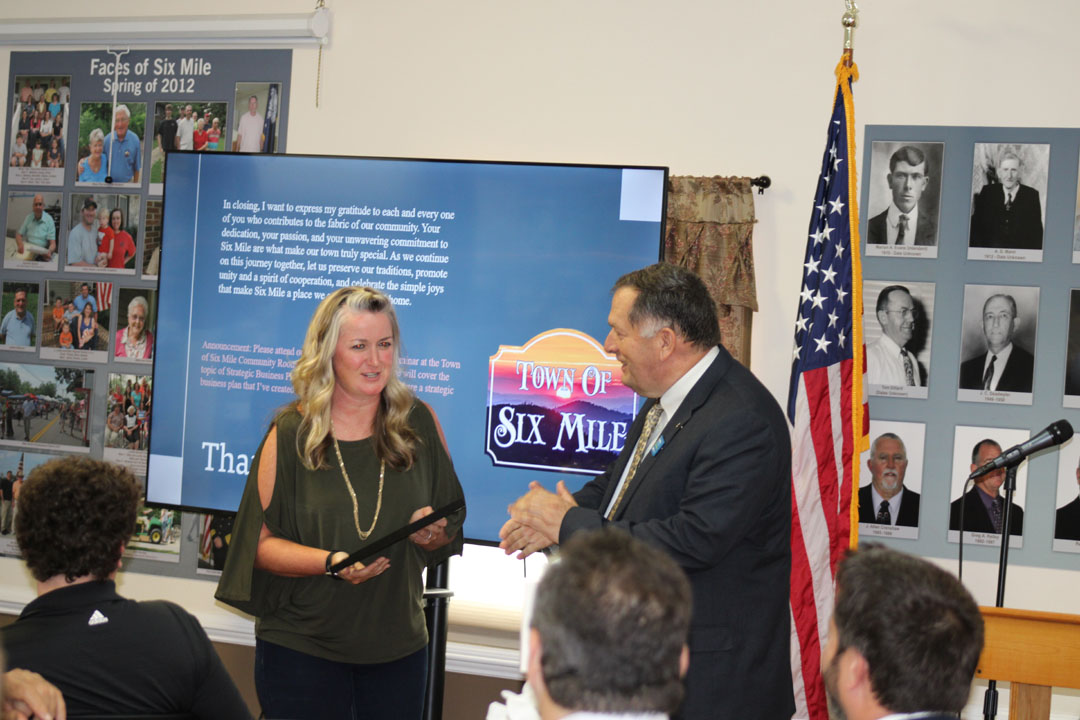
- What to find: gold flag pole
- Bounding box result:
[842,0,859,67]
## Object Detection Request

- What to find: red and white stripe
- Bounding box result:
[789,361,857,719]
[96,282,113,312]
[200,514,213,561]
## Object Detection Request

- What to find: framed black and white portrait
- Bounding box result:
[864,279,934,399]
[968,142,1050,262]
[947,424,1028,549]
[957,284,1039,405]
[865,141,944,259]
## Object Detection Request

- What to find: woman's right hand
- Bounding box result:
[328,551,390,585]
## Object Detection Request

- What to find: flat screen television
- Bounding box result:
[148,152,666,544]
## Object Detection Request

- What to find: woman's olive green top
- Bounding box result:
[215,401,465,664]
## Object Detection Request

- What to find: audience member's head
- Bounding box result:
[823,545,983,720]
[528,528,691,719]
[17,457,140,583]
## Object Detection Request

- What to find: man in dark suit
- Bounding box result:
[823,546,983,720]
[949,439,1024,535]
[969,151,1043,250]
[500,263,793,720]
[867,145,936,246]
[958,293,1035,392]
[1055,457,1080,542]
[858,432,920,527]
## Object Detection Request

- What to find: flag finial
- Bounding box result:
[842,1,859,66]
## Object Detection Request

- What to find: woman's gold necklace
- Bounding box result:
[330,420,384,541]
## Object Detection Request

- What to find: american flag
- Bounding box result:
[96,282,113,311]
[261,84,279,153]
[200,514,214,563]
[787,58,869,720]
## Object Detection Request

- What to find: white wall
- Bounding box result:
[3,0,1080,712]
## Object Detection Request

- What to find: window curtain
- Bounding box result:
[664,175,758,366]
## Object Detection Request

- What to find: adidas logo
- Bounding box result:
[88,609,109,626]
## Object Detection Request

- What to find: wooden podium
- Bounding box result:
[976,606,1080,719]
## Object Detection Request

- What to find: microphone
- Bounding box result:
[969,420,1074,480]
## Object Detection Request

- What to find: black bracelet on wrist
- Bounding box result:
[325,551,340,578]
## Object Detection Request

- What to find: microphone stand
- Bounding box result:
[982,463,1018,720]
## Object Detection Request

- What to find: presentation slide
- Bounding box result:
[148,153,665,543]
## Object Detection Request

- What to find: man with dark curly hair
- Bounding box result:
[0,456,252,718]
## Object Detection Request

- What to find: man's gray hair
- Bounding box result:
[612,263,721,349]
[870,432,906,457]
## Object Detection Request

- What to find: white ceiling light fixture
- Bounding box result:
[0,8,331,48]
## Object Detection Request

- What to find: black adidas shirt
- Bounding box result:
[2,580,252,718]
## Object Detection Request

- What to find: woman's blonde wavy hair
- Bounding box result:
[287,286,418,471]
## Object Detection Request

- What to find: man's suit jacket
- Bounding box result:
[949,487,1024,535]
[969,182,1043,250]
[857,483,920,527]
[867,207,936,246]
[958,345,1035,392]
[1055,496,1080,541]
[560,347,793,720]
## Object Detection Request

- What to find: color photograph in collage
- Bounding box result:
[0,448,60,559]
[4,191,60,271]
[233,82,280,153]
[40,280,111,363]
[149,100,228,195]
[143,200,162,279]
[75,101,146,187]
[195,512,234,575]
[857,419,925,540]
[114,288,156,363]
[9,75,70,187]
[125,476,179,564]
[0,363,93,453]
[66,193,139,274]
[1,281,40,353]
[103,372,151,476]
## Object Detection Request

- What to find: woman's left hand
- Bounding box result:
[409,506,449,551]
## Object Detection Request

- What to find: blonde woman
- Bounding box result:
[217,286,465,720]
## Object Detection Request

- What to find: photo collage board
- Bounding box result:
[0,49,291,576]
[859,125,1080,572]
